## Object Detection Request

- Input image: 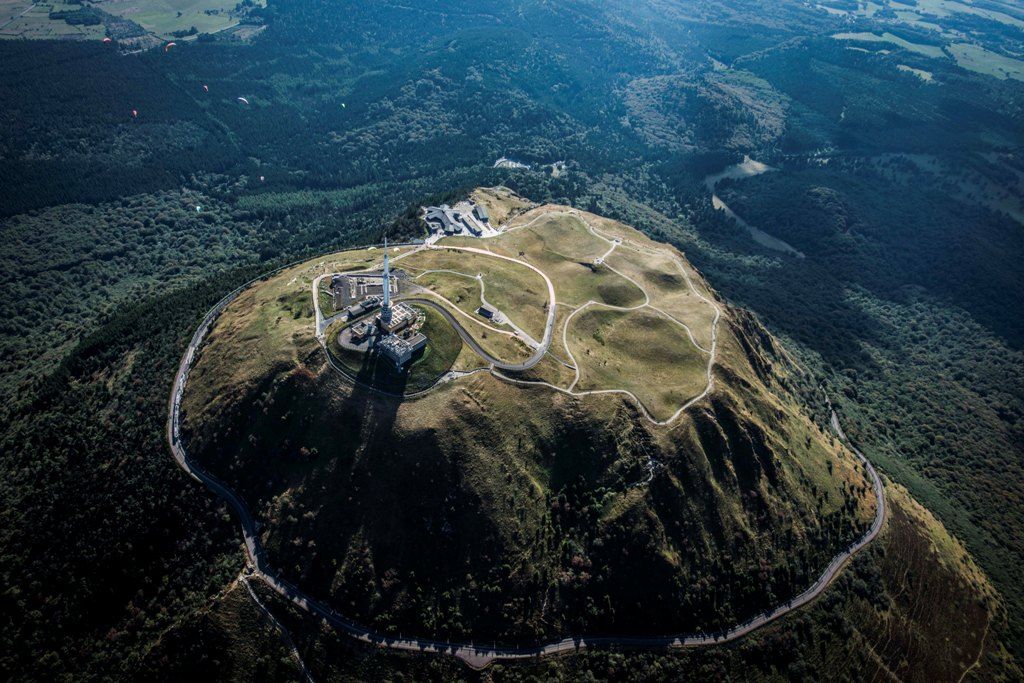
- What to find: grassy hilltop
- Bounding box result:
[180,189,879,642]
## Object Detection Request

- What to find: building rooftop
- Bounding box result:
[378,331,427,367]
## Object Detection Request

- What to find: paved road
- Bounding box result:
[400,297,541,371]
[423,243,557,369]
[168,242,886,670]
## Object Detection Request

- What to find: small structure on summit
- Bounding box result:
[343,296,380,320]
[375,238,416,335]
[348,319,374,343]
[375,240,424,367]
[334,238,429,370]
[378,332,427,368]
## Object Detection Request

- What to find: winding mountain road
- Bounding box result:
[168,237,886,670]
[313,242,557,371]
[399,297,540,371]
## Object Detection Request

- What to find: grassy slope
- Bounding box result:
[568,307,707,419]
[137,578,303,682]
[180,197,879,643]
[436,196,717,418]
[400,247,549,341]
[169,480,1017,681]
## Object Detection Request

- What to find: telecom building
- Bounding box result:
[373,239,427,368]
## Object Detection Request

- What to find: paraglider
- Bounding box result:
[259,175,265,182]
[202,84,209,93]
[131,109,138,118]
[164,41,176,52]
[340,102,346,108]
[237,96,250,105]
[102,37,112,44]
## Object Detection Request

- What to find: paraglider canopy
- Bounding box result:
[237,96,250,105]
[202,84,209,92]
[102,37,112,44]
[131,109,138,118]
[259,175,265,182]
[164,41,176,52]
[340,102,346,108]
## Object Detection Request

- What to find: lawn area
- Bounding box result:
[410,270,483,319]
[567,307,708,420]
[466,210,647,309]
[552,261,646,308]
[500,212,609,263]
[414,208,718,410]
[399,247,549,340]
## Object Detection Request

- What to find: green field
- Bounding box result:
[948,42,1024,81]
[830,31,946,58]
[567,307,708,420]
[604,245,717,351]
[0,0,106,39]
[96,0,265,37]
[424,201,716,418]
[410,269,482,314]
[500,212,609,263]
[399,247,549,340]
[0,0,266,41]
[442,211,647,309]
